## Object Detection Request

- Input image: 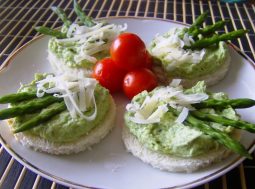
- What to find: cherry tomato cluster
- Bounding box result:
[92,33,158,99]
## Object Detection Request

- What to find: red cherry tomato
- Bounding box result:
[145,50,153,69]
[92,58,126,93]
[123,68,158,99]
[110,33,147,71]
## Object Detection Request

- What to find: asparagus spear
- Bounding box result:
[14,101,66,133]
[188,11,209,34]
[0,96,62,120]
[191,111,255,133]
[35,26,66,38]
[191,20,229,38]
[184,29,248,50]
[193,98,255,109]
[73,0,95,27]
[168,106,252,159]
[0,92,38,104]
[51,6,72,27]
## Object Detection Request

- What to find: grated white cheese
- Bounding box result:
[55,22,127,67]
[169,79,182,87]
[175,107,189,124]
[36,72,98,120]
[126,81,208,124]
[150,27,206,70]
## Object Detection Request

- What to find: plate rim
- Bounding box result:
[0,17,255,189]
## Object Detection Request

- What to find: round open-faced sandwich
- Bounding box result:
[149,12,247,87]
[123,80,253,172]
[0,73,116,155]
[36,0,127,76]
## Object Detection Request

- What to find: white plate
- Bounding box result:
[0,18,255,189]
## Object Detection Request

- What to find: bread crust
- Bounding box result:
[9,96,116,155]
[122,124,241,173]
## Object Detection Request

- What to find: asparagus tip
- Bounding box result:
[13,129,20,134]
[73,0,78,6]
[245,153,253,160]
[34,26,40,31]
[51,6,57,11]
[244,29,249,33]
[13,127,24,133]
[204,10,209,14]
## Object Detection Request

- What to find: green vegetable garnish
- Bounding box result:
[182,12,247,49]
[191,110,255,133]
[51,6,72,27]
[184,29,248,50]
[188,11,209,34]
[0,92,38,104]
[193,98,255,109]
[13,101,66,133]
[0,95,62,120]
[168,106,252,159]
[191,20,229,38]
[35,26,66,39]
[35,0,96,38]
[73,0,95,27]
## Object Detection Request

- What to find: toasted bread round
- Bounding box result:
[122,124,241,173]
[152,54,230,88]
[9,96,116,155]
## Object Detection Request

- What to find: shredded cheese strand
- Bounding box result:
[36,73,98,120]
[175,107,189,124]
[150,28,206,69]
[53,22,127,67]
[126,80,208,124]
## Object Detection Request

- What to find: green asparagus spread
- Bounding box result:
[12,74,111,143]
[124,82,239,157]
[149,28,230,79]
[48,38,109,69]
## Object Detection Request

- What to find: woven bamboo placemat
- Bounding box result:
[0,0,255,188]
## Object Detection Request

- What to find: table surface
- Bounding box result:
[0,0,255,189]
